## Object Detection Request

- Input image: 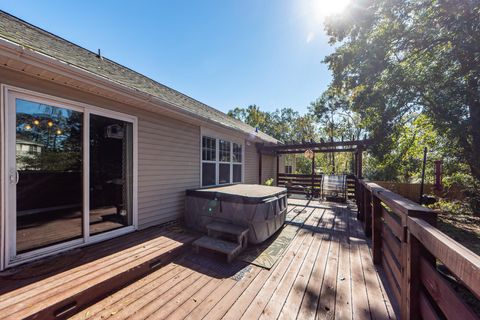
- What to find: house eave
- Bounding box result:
[0,37,276,144]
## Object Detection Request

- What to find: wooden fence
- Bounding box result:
[356,179,480,319]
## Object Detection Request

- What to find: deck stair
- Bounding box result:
[193,222,249,263]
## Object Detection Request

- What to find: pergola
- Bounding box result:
[257,139,372,188]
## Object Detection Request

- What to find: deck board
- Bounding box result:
[0,226,195,320]
[70,199,396,319]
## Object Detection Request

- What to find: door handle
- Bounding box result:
[9,169,18,185]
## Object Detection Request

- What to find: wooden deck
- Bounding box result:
[0,225,196,320]
[71,199,397,320]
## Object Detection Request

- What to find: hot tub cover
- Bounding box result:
[186,184,287,203]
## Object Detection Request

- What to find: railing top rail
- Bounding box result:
[407,216,480,300]
[360,179,432,215]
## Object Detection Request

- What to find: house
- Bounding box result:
[0,11,278,271]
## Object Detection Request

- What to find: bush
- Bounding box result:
[263,178,274,186]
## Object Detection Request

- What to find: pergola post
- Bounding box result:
[311,152,315,191]
[357,146,363,179]
[258,152,262,184]
[276,154,279,186]
[353,152,358,177]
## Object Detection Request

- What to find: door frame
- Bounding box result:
[1,85,138,270]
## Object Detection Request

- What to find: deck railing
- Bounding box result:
[356,179,480,320]
[277,173,356,198]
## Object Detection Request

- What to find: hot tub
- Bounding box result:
[185,184,288,244]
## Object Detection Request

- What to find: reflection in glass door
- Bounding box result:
[89,114,133,235]
[14,99,83,253]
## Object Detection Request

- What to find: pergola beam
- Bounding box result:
[275,147,357,155]
[259,139,372,154]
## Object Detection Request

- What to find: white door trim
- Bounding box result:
[1,85,139,270]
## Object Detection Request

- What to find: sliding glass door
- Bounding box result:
[5,87,136,265]
[14,99,84,253]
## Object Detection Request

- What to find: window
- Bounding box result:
[232,143,242,183]
[201,135,243,186]
[202,136,216,161]
[285,165,293,174]
[202,136,217,186]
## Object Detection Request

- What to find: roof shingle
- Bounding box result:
[0,11,276,143]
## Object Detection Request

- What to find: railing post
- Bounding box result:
[401,210,437,320]
[403,230,422,320]
[372,193,382,265]
[357,181,364,221]
[364,188,372,237]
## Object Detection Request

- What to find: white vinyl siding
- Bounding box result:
[261,154,276,185]
[244,142,259,184]
[137,114,200,228]
[0,68,273,232]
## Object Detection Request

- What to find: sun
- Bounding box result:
[313,0,351,19]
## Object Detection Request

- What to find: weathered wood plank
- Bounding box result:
[333,207,353,320]
[420,256,478,320]
[316,207,341,319]
[408,217,480,299]
[296,209,336,320]
[419,291,441,320]
[240,209,318,320]
[276,209,327,320]
[383,207,403,241]
[259,210,320,319]
[383,223,402,260]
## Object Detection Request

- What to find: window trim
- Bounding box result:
[200,128,244,187]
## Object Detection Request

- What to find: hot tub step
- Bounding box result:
[206,222,249,248]
[207,222,249,237]
[193,236,242,263]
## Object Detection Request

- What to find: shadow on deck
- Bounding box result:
[73,198,397,320]
[0,199,397,319]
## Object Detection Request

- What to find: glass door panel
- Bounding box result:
[89,114,133,236]
[15,99,83,253]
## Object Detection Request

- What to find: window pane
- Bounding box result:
[15,99,83,253]
[233,143,242,163]
[202,136,216,161]
[219,140,230,162]
[219,163,230,184]
[233,164,242,183]
[89,114,133,236]
[202,163,216,186]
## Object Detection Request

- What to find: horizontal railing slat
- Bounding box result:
[420,256,478,320]
[383,207,404,241]
[409,217,480,300]
[382,255,402,304]
[383,223,402,259]
[419,291,441,320]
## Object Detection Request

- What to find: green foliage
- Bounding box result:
[263,178,274,186]
[228,105,319,143]
[323,0,480,182]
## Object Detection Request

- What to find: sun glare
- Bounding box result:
[313,0,350,19]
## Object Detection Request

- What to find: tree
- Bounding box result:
[228,106,319,143]
[323,0,480,182]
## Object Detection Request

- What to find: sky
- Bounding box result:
[1,0,341,114]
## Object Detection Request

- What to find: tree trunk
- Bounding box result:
[467,77,480,216]
[467,77,480,182]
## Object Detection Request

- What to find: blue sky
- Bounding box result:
[2,1,337,114]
